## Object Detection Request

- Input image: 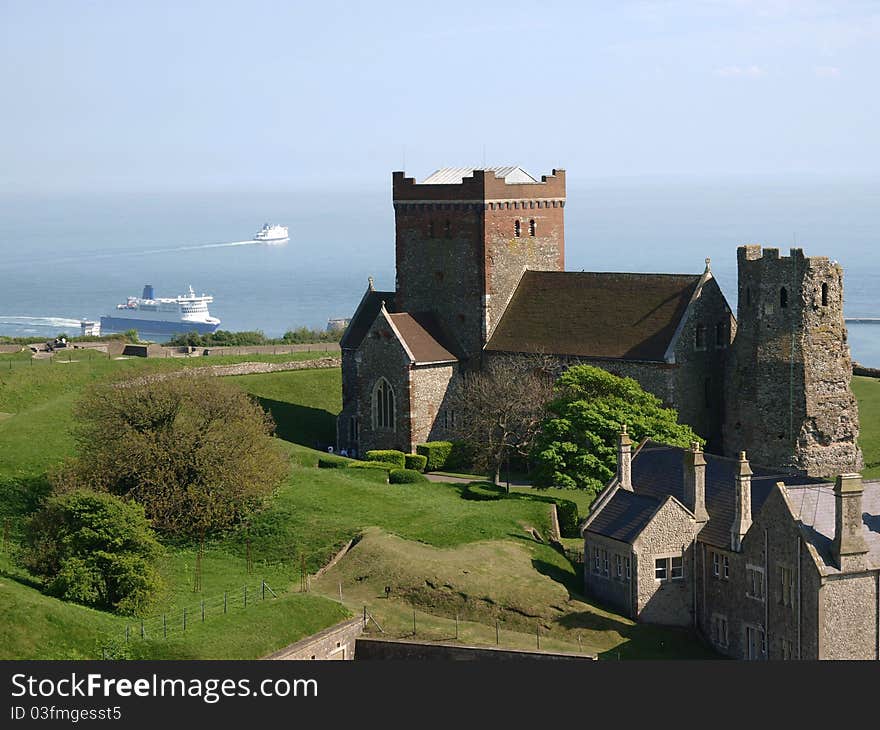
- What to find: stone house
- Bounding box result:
[582,431,880,659]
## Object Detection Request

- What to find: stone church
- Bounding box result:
[337,166,862,477]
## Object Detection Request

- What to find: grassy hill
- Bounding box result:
[852,375,880,478]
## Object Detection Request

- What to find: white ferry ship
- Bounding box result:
[100,285,221,336]
[253,223,289,243]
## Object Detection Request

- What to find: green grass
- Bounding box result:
[853,375,880,478]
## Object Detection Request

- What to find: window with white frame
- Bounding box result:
[655,555,684,582]
[625,557,631,580]
[593,547,601,573]
[746,565,765,601]
[745,625,766,660]
[670,556,684,580]
[722,555,730,580]
[712,551,720,577]
[373,378,395,430]
[655,558,667,581]
[602,550,609,576]
[781,639,795,660]
[615,554,622,579]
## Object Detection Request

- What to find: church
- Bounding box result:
[337,166,862,478]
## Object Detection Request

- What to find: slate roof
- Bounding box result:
[421,166,538,185]
[387,312,459,364]
[787,481,880,572]
[585,489,662,544]
[339,289,396,350]
[585,441,827,548]
[484,271,703,362]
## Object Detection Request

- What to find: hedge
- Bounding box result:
[416,441,473,472]
[463,481,507,501]
[364,450,406,469]
[553,498,580,538]
[346,461,392,472]
[389,468,428,484]
[318,455,349,469]
[404,453,428,472]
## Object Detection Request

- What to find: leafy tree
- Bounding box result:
[532,365,702,495]
[53,376,289,538]
[450,354,556,485]
[23,490,164,615]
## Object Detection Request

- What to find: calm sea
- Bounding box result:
[0,178,878,364]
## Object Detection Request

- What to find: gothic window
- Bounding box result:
[821,282,829,307]
[695,324,706,350]
[514,219,521,238]
[444,219,451,238]
[780,287,788,308]
[373,378,395,431]
[529,219,536,236]
[349,416,359,443]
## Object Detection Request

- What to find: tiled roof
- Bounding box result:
[787,481,880,571]
[420,166,538,185]
[387,312,459,364]
[585,440,827,548]
[339,289,396,350]
[586,490,662,544]
[484,271,702,361]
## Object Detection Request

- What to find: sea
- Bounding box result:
[0,177,878,365]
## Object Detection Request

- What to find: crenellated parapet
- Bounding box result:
[392,168,566,205]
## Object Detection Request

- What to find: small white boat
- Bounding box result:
[253,223,289,243]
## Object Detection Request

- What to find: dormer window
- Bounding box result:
[529,219,536,236]
[514,220,521,238]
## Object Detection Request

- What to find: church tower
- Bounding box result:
[391,167,565,361]
[723,245,863,476]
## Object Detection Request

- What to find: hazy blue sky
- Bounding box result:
[2,0,878,191]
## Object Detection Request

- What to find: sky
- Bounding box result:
[2,0,879,192]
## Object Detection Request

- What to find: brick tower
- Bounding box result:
[723,245,863,476]
[391,167,566,361]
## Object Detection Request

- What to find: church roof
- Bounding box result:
[484,271,702,362]
[420,166,539,185]
[387,312,459,364]
[585,441,827,549]
[339,287,396,350]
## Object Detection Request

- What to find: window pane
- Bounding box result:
[655,558,667,580]
[671,556,683,579]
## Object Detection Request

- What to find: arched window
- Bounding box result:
[514,220,521,238]
[529,219,536,236]
[373,378,395,430]
[780,287,788,309]
[444,220,451,238]
[821,282,829,307]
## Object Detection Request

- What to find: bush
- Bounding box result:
[23,490,164,616]
[364,450,406,469]
[404,453,428,472]
[463,481,507,501]
[389,468,428,484]
[318,455,350,469]
[553,498,580,538]
[346,461,392,472]
[417,442,453,471]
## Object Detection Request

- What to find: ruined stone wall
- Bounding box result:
[671,276,735,450]
[723,246,862,475]
[632,499,697,627]
[819,572,878,660]
[583,532,636,618]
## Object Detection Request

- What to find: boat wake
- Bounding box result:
[0,315,84,330]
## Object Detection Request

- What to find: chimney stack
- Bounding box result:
[683,441,709,523]
[832,473,868,571]
[730,451,753,551]
[617,424,632,491]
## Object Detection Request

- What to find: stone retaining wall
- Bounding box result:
[263,617,363,660]
[354,637,595,661]
[120,357,341,387]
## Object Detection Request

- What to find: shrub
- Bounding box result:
[364,450,406,469]
[463,481,507,501]
[404,453,428,472]
[553,498,580,538]
[389,468,428,484]
[318,455,349,469]
[417,442,452,471]
[23,490,164,616]
[346,461,392,472]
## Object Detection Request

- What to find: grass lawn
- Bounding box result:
[853,375,880,478]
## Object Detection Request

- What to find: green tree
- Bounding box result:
[23,490,164,615]
[532,365,702,495]
[53,376,290,538]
